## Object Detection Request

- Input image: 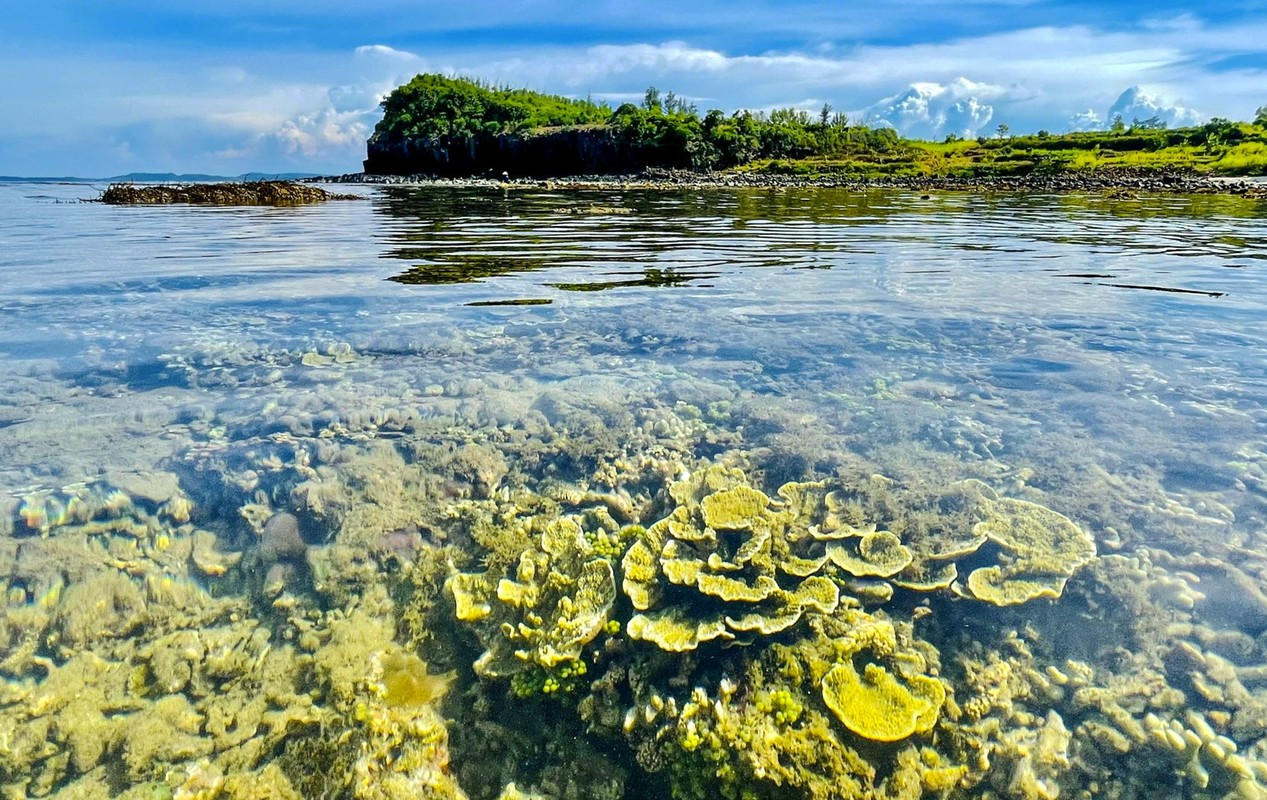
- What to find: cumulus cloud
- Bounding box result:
[353,44,421,62]
[859,78,1002,140]
[1066,86,1202,131]
[216,44,429,170]
[1067,108,1103,131]
[1106,86,1202,127]
[262,108,371,158]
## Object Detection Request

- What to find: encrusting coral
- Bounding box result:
[438,461,1129,798]
[620,466,847,651]
[621,609,961,800]
[619,464,1097,666]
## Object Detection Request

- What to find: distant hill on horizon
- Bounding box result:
[0,172,323,184]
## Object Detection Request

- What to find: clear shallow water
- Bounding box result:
[3,181,1267,799]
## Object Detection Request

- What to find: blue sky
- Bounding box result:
[1,0,1264,176]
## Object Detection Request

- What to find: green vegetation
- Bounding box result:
[374,74,1267,177]
[734,117,1267,178]
[375,73,609,140]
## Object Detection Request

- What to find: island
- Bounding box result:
[361,74,1267,189]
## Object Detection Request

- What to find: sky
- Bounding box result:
[1,1,1264,176]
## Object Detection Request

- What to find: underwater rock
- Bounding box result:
[190,529,241,578]
[103,469,182,506]
[376,522,427,564]
[258,512,308,564]
[242,511,312,598]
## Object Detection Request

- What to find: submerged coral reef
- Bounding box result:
[5,383,1267,800]
[0,468,466,800]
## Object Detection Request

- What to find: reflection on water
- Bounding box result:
[2,181,1267,799]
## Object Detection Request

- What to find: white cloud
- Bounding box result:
[1105,85,1202,128]
[420,21,1257,138]
[1067,108,1103,131]
[860,78,1002,140]
[197,44,430,170]
[353,44,420,62]
[261,108,371,158]
[1064,86,1203,131]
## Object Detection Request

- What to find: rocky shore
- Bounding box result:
[314,167,1267,197]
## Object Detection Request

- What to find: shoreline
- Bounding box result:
[313,168,1267,197]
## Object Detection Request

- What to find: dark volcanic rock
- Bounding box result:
[364,126,646,178]
[320,166,1267,198]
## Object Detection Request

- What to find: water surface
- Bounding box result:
[2,181,1267,799]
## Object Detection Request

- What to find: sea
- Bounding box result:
[2,180,1267,799]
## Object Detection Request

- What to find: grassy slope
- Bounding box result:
[748,124,1267,179]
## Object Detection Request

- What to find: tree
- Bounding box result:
[1110,114,1126,133]
[1131,115,1167,131]
[819,103,833,127]
[995,123,1010,139]
[1256,106,1267,127]
[1201,117,1239,148]
[643,86,662,112]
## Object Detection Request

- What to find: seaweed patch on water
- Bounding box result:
[465,298,554,306]
[547,268,721,292]
[1096,282,1227,298]
[387,257,552,285]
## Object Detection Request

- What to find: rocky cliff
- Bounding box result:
[363,125,646,177]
